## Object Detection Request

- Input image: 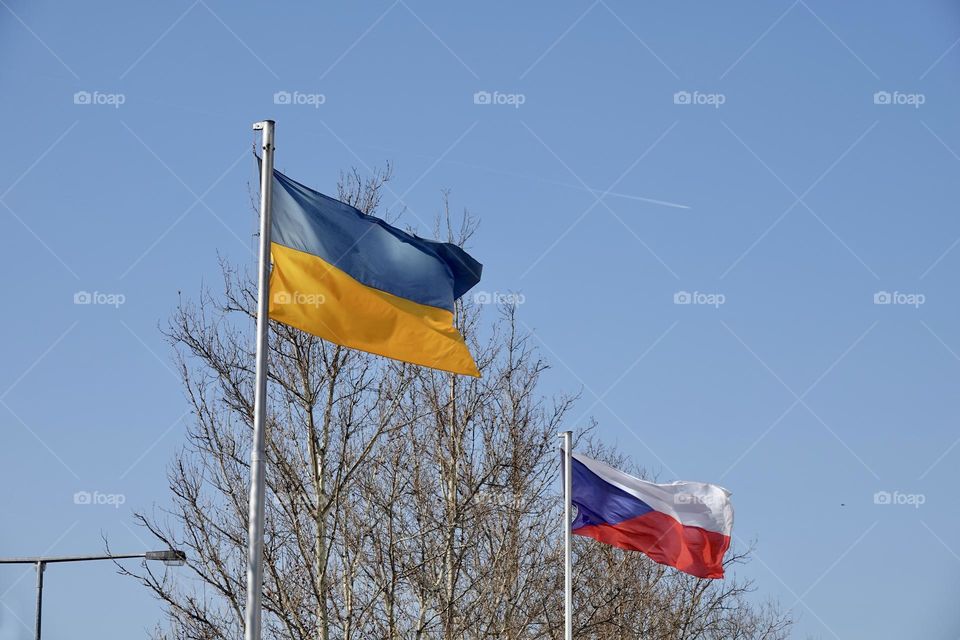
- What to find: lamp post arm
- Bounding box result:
[0,553,148,564]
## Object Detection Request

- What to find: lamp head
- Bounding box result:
[145,549,186,566]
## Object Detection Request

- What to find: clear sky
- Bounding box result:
[2,2,960,638]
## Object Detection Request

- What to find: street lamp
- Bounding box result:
[0,549,187,640]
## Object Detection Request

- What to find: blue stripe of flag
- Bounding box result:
[270,167,482,312]
[571,456,654,530]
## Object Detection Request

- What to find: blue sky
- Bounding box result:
[2,1,960,638]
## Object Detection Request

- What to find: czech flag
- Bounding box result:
[267,167,482,376]
[571,453,733,579]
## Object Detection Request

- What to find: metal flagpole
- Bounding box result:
[245,119,275,640]
[560,430,573,640]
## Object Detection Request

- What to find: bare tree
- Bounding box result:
[120,167,792,640]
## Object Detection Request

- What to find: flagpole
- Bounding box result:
[244,119,275,640]
[560,430,573,640]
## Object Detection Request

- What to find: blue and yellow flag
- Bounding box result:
[267,168,482,376]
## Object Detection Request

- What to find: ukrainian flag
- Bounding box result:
[267,168,482,377]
